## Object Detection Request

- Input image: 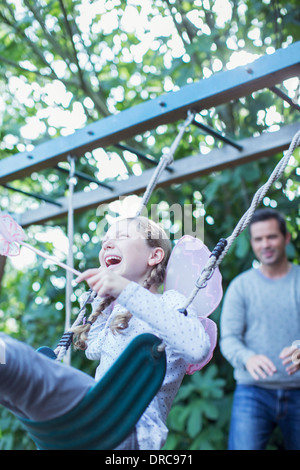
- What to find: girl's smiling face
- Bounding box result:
[99,218,164,284]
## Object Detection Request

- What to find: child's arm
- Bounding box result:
[76,268,129,298]
[76,269,210,364]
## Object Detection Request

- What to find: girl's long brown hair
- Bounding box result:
[72,216,171,350]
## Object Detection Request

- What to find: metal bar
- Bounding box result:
[0,41,299,184]
[114,143,158,166]
[55,165,114,190]
[270,86,300,112]
[192,118,243,150]
[18,122,299,227]
[1,183,63,207]
[114,144,174,172]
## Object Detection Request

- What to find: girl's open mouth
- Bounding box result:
[105,255,122,268]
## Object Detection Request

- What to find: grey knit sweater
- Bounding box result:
[220,264,300,389]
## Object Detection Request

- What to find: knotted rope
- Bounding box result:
[54,289,97,361]
[54,156,79,362]
[136,110,196,216]
[181,128,300,311]
[54,120,300,358]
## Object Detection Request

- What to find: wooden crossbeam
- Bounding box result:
[18,122,299,227]
[0,42,299,185]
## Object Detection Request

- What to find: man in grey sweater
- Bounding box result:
[220,208,300,450]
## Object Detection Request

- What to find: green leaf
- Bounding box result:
[203,402,219,420]
[168,405,191,432]
[186,405,203,438]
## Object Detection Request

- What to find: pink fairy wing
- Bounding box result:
[164,235,222,317]
[164,235,223,373]
[0,214,26,256]
[185,317,217,375]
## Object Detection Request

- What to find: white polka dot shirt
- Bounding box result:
[86,281,210,450]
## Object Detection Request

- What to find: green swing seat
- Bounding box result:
[19,333,166,450]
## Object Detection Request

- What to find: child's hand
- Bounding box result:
[75,268,130,298]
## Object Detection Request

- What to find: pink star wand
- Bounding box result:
[0,213,80,276]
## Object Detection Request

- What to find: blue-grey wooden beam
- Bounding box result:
[18,122,299,227]
[0,41,299,185]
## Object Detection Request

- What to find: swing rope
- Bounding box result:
[54,289,96,361]
[54,156,82,362]
[181,128,300,311]
[51,111,197,361]
[136,110,196,216]
[60,156,75,364]
[20,121,299,451]
[52,116,300,359]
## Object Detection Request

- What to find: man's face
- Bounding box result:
[250,218,290,267]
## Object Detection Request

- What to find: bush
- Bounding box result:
[163,364,232,450]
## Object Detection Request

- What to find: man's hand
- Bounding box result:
[246,354,277,380]
[76,268,130,298]
[279,345,300,376]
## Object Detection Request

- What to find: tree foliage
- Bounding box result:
[0,0,299,450]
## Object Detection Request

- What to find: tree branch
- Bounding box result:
[23,0,72,63]
[0,53,80,88]
[58,0,111,117]
[0,5,58,77]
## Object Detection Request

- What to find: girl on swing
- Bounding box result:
[0,216,214,450]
